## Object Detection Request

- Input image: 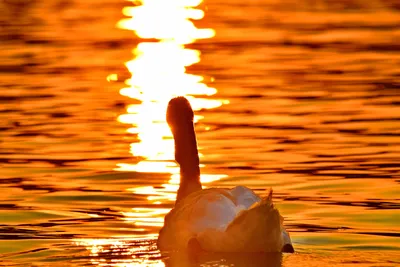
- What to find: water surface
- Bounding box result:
[0,0,399,266]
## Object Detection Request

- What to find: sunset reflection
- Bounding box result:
[117,0,226,228]
[76,1,226,264]
[75,238,164,267]
[1,0,399,265]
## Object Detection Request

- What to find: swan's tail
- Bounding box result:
[197,191,292,252]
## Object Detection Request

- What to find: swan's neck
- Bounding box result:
[172,122,202,204]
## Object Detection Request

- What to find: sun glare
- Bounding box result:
[115,0,227,206]
[75,238,164,267]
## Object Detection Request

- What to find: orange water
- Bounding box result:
[0,0,399,266]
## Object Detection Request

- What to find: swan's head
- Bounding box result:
[166,97,194,130]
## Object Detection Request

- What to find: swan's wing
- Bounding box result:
[158,188,238,250]
[229,185,261,209]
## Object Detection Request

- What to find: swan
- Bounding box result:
[157,97,294,253]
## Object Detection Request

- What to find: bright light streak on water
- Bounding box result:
[113,0,227,230]
[115,0,225,174]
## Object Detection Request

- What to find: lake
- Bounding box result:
[0,0,399,266]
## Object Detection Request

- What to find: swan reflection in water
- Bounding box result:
[166,251,282,267]
[75,238,283,267]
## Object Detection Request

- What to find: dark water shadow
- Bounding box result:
[164,251,282,267]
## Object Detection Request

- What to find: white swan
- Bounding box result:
[157,97,294,253]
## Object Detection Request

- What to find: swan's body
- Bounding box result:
[157,97,294,253]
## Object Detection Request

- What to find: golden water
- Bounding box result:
[0,0,399,266]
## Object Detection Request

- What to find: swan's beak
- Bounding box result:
[282,229,294,253]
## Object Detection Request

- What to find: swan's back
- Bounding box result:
[158,186,291,252]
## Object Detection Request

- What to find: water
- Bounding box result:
[1,0,399,266]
